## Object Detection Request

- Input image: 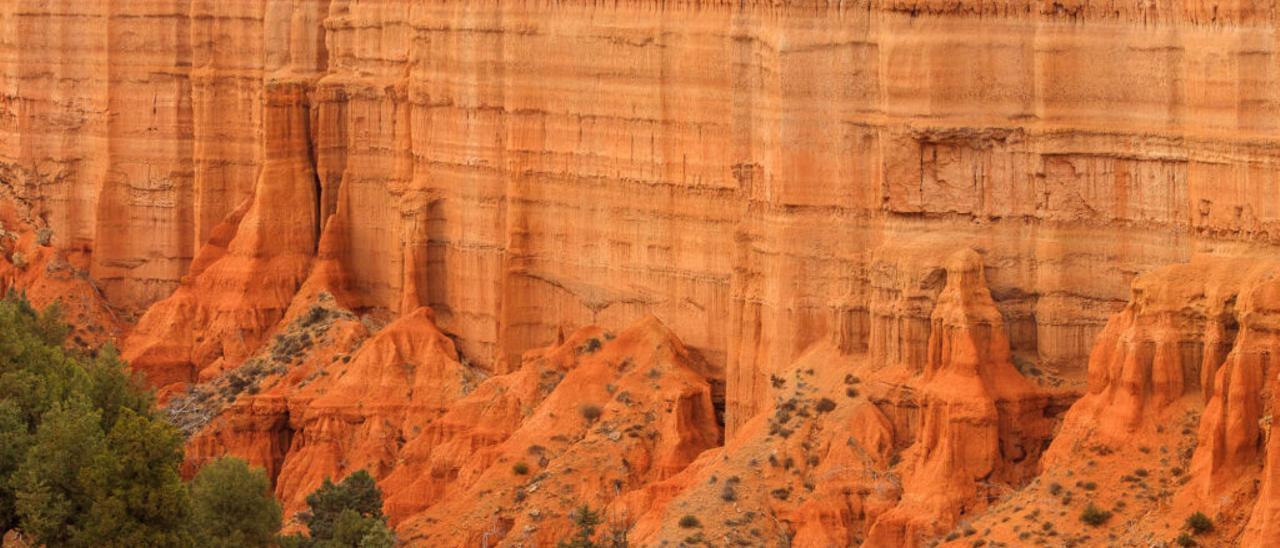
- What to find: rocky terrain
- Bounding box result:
[5,0,1280,546]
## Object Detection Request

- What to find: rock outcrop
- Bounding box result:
[10,1,1280,437]
[597,246,1060,547]
[180,307,722,542]
[952,256,1280,546]
[10,1,1280,546]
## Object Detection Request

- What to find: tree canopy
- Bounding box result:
[0,293,286,546]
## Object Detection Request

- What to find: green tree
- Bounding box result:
[191,457,283,547]
[82,343,154,432]
[12,398,107,546]
[1,293,196,547]
[298,470,393,547]
[357,519,396,548]
[77,407,192,547]
[0,295,89,429]
[0,400,31,530]
[0,294,90,533]
[559,504,604,548]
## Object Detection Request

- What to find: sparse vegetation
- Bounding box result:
[580,404,603,422]
[1186,512,1213,535]
[35,227,52,246]
[558,504,603,548]
[1175,533,1197,547]
[578,338,603,354]
[720,476,739,502]
[815,398,836,413]
[679,515,701,529]
[1080,503,1111,526]
[513,462,530,475]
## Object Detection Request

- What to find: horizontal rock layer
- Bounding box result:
[8,1,1280,432]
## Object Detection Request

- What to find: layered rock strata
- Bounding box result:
[9,1,1280,546]
[953,256,1280,546]
[10,1,1280,436]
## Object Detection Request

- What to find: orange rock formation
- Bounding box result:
[180,306,721,543]
[7,1,1280,546]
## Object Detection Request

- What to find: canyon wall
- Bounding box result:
[6,1,1280,437]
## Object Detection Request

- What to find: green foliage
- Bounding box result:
[0,400,31,529]
[1186,511,1213,534]
[0,292,186,544]
[580,404,603,422]
[0,293,266,546]
[306,508,395,548]
[12,395,192,547]
[82,343,153,432]
[355,518,396,548]
[678,515,701,528]
[78,407,192,547]
[191,457,282,548]
[559,504,604,548]
[12,398,106,545]
[278,533,312,548]
[1080,503,1112,526]
[1176,533,1197,547]
[296,470,393,547]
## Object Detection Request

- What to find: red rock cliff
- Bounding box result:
[6,1,1280,546]
[9,1,1280,432]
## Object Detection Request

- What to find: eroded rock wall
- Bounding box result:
[7,1,1280,436]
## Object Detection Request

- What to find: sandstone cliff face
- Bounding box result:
[10,1,1280,438]
[943,256,1280,546]
[587,246,1059,547]
[8,1,1280,546]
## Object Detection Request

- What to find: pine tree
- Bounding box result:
[0,295,195,547]
[559,504,604,548]
[12,398,107,546]
[0,400,30,531]
[76,406,192,547]
[298,469,393,547]
[191,457,283,547]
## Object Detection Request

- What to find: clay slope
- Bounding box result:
[0,199,120,348]
[180,304,722,543]
[163,240,1076,547]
